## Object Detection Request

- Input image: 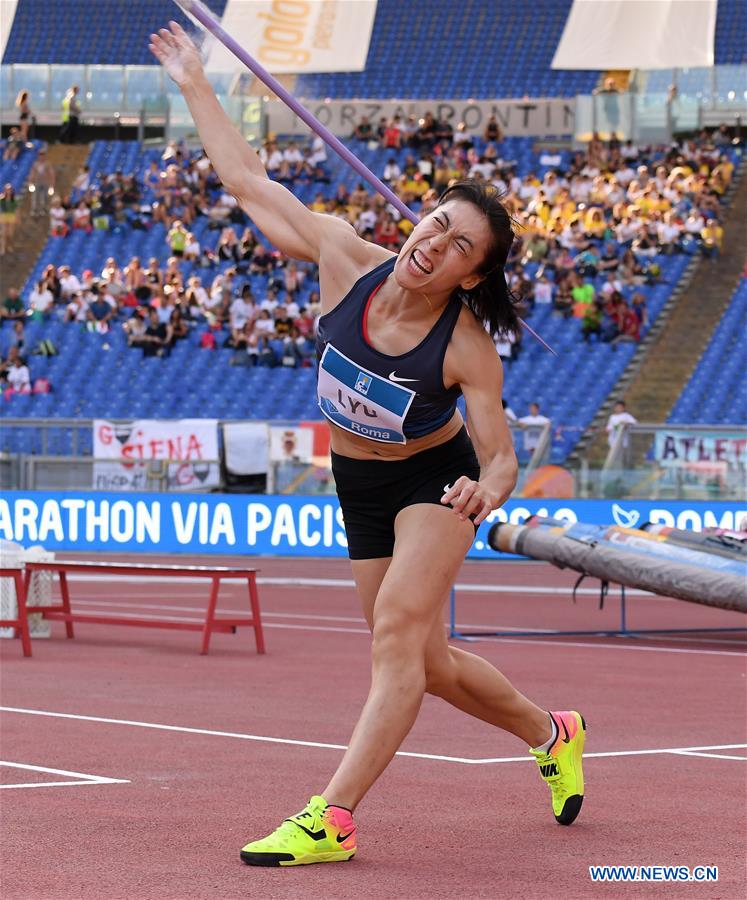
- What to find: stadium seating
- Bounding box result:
[0,135,697,464]
[668,278,746,426]
[714,0,747,65]
[295,0,599,100]
[2,0,227,65]
[0,140,41,192]
[3,0,596,99]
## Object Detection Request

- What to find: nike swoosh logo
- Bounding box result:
[388,371,419,383]
[337,830,355,843]
[290,821,327,841]
[559,717,571,744]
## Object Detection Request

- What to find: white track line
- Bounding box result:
[461,635,746,657]
[68,598,555,634]
[12,599,743,655]
[670,750,747,761]
[64,572,658,598]
[2,708,745,767]
[0,760,129,790]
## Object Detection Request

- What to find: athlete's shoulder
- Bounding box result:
[317,216,394,267]
[446,303,502,385]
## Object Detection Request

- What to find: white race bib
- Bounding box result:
[317,344,415,444]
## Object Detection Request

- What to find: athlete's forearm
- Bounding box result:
[181,73,267,189]
[480,452,518,508]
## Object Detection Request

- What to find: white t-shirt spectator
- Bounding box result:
[539,152,562,167]
[615,220,639,243]
[491,176,509,195]
[615,165,636,187]
[265,150,284,172]
[254,315,275,336]
[29,286,54,313]
[606,411,637,447]
[8,363,30,392]
[383,161,401,183]
[518,413,551,451]
[230,297,251,330]
[601,276,624,297]
[684,213,705,235]
[534,280,553,304]
[417,157,434,179]
[73,171,91,192]
[189,285,209,311]
[657,221,681,246]
[59,272,81,298]
[50,204,67,231]
[494,331,516,359]
[66,296,89,322]
[156,302,174,325]
[309,135,327,165]
[570,177,591,204]
[470,161,496,180]
[504,405,517,423]
[357,209,377,234]
[283,146,303,165]
[259,296,279,315]
[72,204,90,227]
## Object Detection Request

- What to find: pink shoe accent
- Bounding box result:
[549,711,580,754]
[324,805,357,851]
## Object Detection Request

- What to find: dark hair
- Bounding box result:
[437,179,520,338]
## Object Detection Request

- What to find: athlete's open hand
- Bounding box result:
[149,21,204,87]
[441,477,495,526]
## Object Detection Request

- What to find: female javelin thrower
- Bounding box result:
[151,21,586,868]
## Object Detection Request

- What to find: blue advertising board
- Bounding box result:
[1,492,744,558]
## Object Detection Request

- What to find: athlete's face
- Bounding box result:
[394,200,493,296]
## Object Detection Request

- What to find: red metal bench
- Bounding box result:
[21,561,265,656]
[0,567,32,657]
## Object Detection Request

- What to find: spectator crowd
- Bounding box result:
[0,119,737,404]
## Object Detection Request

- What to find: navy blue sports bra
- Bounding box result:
[316,257,463,444]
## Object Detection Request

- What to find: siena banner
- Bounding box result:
[92,419,220,492]
[1,494,744,559]
[206,0,378,74]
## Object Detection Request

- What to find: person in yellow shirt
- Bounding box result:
[309,193,327,213]
[584,207,607,239]
[700,218,723,259]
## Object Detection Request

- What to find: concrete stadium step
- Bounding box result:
[0,143,90,296]
[574,155,747,466]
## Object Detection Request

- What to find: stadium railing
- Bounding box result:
[0,418,552,494]
[2,62,746,144]
[593,423,747,502]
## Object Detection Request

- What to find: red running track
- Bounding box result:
[1,556,745,899]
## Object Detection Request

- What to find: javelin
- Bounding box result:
[171,0,555,354]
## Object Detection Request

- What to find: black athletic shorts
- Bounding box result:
[331,426,481,560]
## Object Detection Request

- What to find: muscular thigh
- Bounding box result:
[353,503,473,636]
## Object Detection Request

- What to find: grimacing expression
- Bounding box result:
[394,200,494,295]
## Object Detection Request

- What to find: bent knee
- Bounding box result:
[371,609,431,662]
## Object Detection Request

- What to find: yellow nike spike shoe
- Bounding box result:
[240,795,357,867]
[530,710,586,825]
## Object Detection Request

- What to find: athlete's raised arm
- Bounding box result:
[149,21,358,263]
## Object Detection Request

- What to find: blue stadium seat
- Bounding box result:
[669,278,747,425]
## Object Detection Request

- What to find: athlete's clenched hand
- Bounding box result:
[440,476,495,526]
